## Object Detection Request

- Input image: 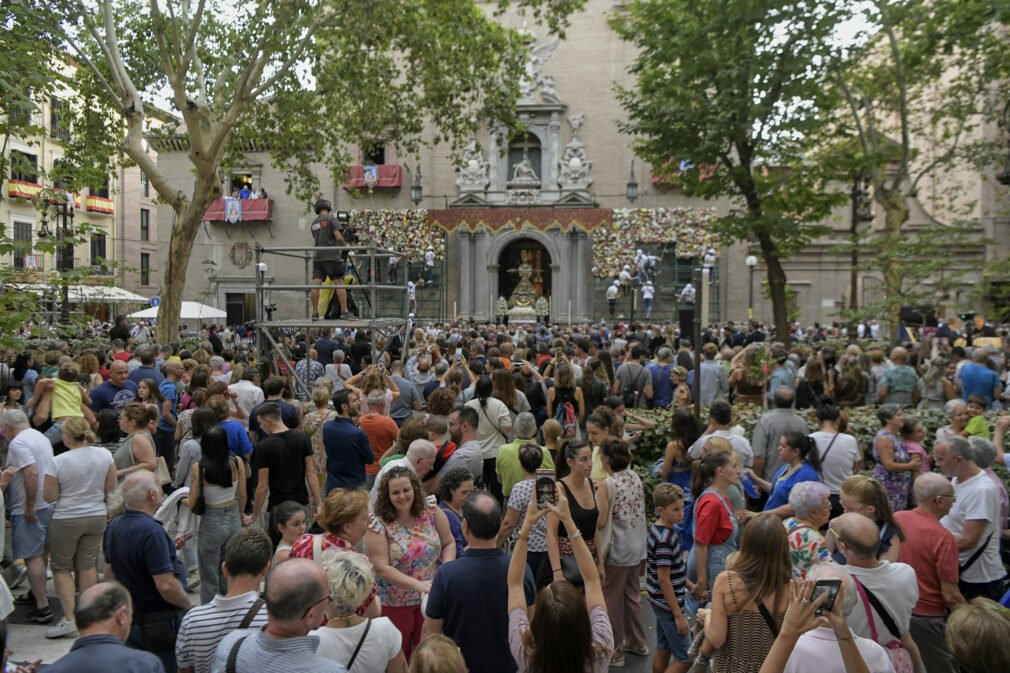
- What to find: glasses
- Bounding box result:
[301,591,334,619]
[937,494,957,502]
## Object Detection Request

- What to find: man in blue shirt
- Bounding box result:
[423,491,536,673]
[90,360,138,416]
[959,348,1003,407]
[648,347,676,409]
[155,362,181,468]
[46,582,165,673]
[127,347,164,386]
[103,471,190,672]
[323,389,374,492]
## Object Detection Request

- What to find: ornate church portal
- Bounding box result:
[498,239,552,310]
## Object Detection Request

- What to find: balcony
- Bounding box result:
[342,164,403,190]
[7,180,43,200]
[85,194,114,214]
[50,126,70,141]
[202,197,273,223]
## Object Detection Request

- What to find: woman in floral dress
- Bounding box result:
[301,382,336,482]
[595,438,648,667]
[365,466,455,658]
[871,405,919,512]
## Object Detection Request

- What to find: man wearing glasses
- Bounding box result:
[894,473,966,673]
[213,558,345,673]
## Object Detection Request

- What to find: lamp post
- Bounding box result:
[37,188,75,324]
[411,164,423,206]
[626,160,638,204]
[745,254,758,320]
[849,172,873,339]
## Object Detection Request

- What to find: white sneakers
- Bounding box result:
[45,617,77,639]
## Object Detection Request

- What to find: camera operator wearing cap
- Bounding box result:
[309,199,351,321]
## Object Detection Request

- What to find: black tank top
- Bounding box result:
[558,479,598,540]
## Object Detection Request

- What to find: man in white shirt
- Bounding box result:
[607,282,619,317]
[688,400,753,467]
[228,368,264,429]
[831,513,923,671]
[642,281,655,318]
[935,436,1007,600]
[370,439,437,509]
[0,409,55,623]
[424,247,435,283]
[176,528,271,673]
[782,563,895,673]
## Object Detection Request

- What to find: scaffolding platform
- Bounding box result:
[252,242,411,399]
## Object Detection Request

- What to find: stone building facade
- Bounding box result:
[154,0,1009,327]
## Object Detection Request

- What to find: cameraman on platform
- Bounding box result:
[309,199,352,320]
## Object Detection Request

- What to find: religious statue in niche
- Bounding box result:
[511,155,540,184]
[507,250,538,308]
[456,139,490,192]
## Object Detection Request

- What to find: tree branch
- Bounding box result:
[249,15,332,98]
[878,1,910,183]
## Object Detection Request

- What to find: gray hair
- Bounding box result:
[807,563,857,616]
[405,438,437,460]
[209,356,225,370]
[322,551,374,619]
[0,408,29,427]
[366,389,386,407]
[947,436,976,464]
[333,349,345,362]
[513,412,537,440]
[913,472,954,502]
[433,361,449,377]
[657,347,673,362]
[968,437,996,469]
[944,398,967,419]
[788,480,831,519]
[121,470,160,509]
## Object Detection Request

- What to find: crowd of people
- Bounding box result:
[0,313,1009,673]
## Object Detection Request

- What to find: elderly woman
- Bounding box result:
[782,481,832,579]
[311,551,408,673]
[498,445,551,575]
[365,466,455,658]
[936,399,971,445]
[670,366,691,409]
[872,404,919,512]
[42,417,116,638]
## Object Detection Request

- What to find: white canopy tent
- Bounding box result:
[129,301,227,320]
[16,283,150,303]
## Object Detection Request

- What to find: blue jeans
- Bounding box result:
[198,504,240,604]
[653,603,692,662]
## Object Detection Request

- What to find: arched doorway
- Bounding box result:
[498,238,552,307]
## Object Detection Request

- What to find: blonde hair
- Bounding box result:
[317,489,369,537]
[321,551,374,618]
[61,417,97,445]
[703,436,732,455]
[840,475,905,542]
[409,634,467,673]
[542,419,563,444]
[946,598,1010,672]
[653,482,684,508]
[311,385,331,408]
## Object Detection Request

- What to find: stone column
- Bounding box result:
[550,263,561,322]
[575,232,590,321]
[458,230,472,318]
[473,230,491,322]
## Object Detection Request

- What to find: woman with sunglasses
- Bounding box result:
[544,440,599,587]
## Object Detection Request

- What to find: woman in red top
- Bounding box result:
[688,450,742,604]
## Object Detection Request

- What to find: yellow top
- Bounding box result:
[52,378,84,419]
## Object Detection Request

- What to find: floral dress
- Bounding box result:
[368,507,442,607]
[302,407,337,474]
[605,468,648,567]
[784,517,829,579]
[872,429,912,511]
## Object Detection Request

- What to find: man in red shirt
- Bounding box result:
[358,389,399,488]
[110,338,131,363]
[894,472,966,673]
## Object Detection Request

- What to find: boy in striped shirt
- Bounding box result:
[647,483,693,673]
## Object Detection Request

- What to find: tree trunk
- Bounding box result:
[158,170,221,341]
[878,188,910,338]
[756,228,790,342]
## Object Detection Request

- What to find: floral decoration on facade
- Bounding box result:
[592,208,721,278]
[348,209,445,263]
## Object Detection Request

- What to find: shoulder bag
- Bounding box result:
[346,618,372,671]
[958,532,993,574]
[853,577,913,673]
[597,476,617,563]
[191,464,207,516]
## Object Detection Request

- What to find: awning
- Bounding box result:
[202,197,273,222]
[12,284,150,303]
[129,301,227,320]
[343,164,403,189]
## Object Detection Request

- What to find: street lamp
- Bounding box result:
[745,254,758,320]
[411,164,423,206]
[626,160,638,204]
[37,188,75,324]
[849,172,873,338]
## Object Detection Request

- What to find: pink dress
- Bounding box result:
[905,441,930,475]
[368,507,441,607]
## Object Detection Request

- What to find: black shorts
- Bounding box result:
[312,259,345,281]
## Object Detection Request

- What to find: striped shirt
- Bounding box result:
[175,591,268,673]
[213,630,346,673]
[646,524,686,613]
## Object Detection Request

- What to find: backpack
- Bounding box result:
[622,364,648,409]
[553,394,578,439]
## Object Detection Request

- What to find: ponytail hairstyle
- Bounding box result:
[782,430,822,474]
[556,439,590,480]
[840,475,905,542]
[474,375,493,408]
[61,416,97,445]
[814,397,841,424]
[691,450,733,501]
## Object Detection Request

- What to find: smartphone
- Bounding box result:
[535,469,557,509]
[454,348,462,361]
[811,578,842,615]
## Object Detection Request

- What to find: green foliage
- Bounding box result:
[612,0,848,339]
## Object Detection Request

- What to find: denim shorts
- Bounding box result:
[653,603,692,662]
[11,507,54,560]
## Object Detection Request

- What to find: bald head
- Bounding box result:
[914,472,954,503]
[462,490,502,540]
[265,558,329,625]
[76,581,131,636]
[833,512,880,560]
[890,347,908,364]
[121,470,161,512]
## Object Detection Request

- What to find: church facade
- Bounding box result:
[153,0,1008,328]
